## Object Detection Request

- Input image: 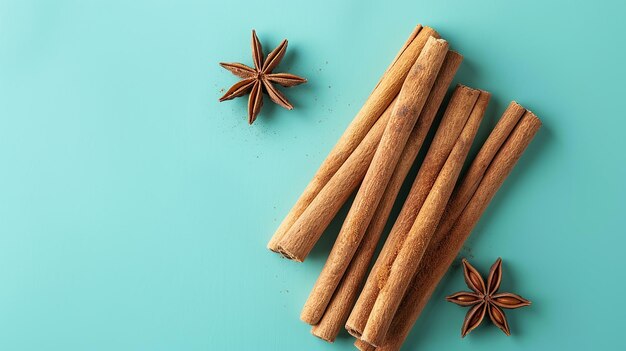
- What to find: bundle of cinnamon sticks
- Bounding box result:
[267,24,541,351]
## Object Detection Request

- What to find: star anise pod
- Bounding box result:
[446,258,531,337]
[218,30,307,124]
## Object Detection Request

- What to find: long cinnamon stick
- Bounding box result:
[361,89,490,346]
[310,52,463,342]
[267,25,439,252]
[273,29,440,260]
[376,109,541,351]
[434,101,526,237]
[346,85,480,338]
[299,37,449,324]
[275,100,393,260]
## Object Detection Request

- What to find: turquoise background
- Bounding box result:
[1,0,624,350]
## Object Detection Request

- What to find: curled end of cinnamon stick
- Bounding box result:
[275,246,304,262]
[300,308,321,325]
[522,110,542,128]
[345,324,363,339]
[509,100,524,110]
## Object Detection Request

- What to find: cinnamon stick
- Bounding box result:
[434,101,526,238]
[300,37,449,324]
[361,89,490,346]
[346,85,481,338]
[310,52,463,342]
[276,100,393,260]
[267,25,439,252]
[375,109,541,351]
[273,28,440,260]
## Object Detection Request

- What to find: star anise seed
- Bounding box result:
[219,30,307,124]
[446,258,531,337]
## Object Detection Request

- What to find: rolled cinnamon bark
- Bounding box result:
[434,101,526,237]
[273,28,440,260]
[376,109,541,351]
[299,37,449,324]
[267,25,439,252]
[361,89,490,346]
[310,52,463,342]
[346,85,481,338]
[276,99,393,261]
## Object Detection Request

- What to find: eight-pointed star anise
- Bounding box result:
[218,30,307,124]
[446,258,531,337]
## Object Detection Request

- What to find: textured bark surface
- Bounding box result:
[361,89,489,346]
[268,25,438,252]
[376,110,541,351]
[299,37,449,325]
[310,51,462,342]
[347,85,480,338]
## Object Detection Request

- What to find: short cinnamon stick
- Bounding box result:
[376,109,541,351]
[346,85,481,338]
[361,89,490,346]
[310,52,463,342]
[267,25,439,252]
[300,37,449,324]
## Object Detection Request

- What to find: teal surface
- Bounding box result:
[1,0,624,350]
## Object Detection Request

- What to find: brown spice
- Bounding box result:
[346,85,482,339]
[375,109,541,351]
[360,88,489,347]
[219,30,306,124]
[300,37,449,325]
[309,51,463,342]
[267,25,439,253]
[446,258,531,337]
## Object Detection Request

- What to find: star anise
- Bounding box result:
[218,30,307,124]
[446,258,531,337]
